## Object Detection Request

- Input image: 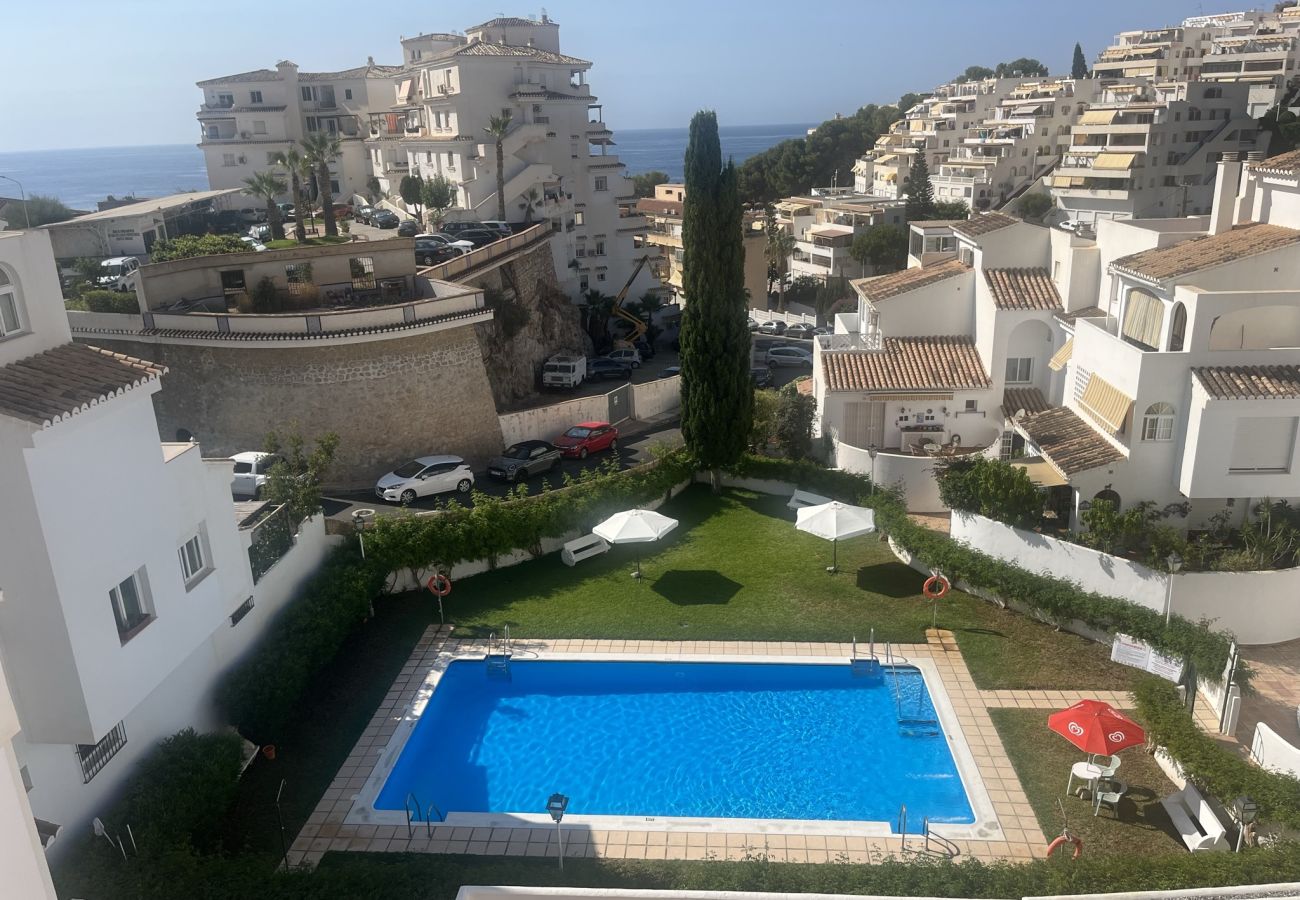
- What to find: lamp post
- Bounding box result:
[1164,551,1183,627]
[546,792,569,870]
[867,444,878,495]
[0,174,31,228]
[1233,795,1258,851]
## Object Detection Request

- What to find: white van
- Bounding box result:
[542,355,587,389]
[97,257,140,292]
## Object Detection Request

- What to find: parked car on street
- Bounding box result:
[784,322,816,339]
[480,220,514,238]
[230,451,283,499]
[247,223,272,242]
[419,232,474,250]
[239,236,267,252]
[747,316,759,331]
[543,354,587,389]
[441,221,486,235]
[456,228,501,248]
[766,346,814,368]
[633,337,655,360]
[397,219,421,237]
[606,347,642,368]
[96,256,140,292]
[371,209,400,229]
[375,455,474,504]
[751,366,773,387]
[586,358,632,380]
[659,365,681,378]
[487,440,562,482]
[414,241,462,266]
[355,205,375,223]
[553,422,619,459]
[757,320,787,335]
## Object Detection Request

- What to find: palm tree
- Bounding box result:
[272,147,310,242]
[242,171,287,241]
[765,222,795,311]
[301,132,342,237]
[484,111,513,222]
[582,288,614,349]
[519,187,542,225]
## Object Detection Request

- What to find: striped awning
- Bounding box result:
[1013,458,1068,487]
[1079,374,1133,435]
[1094,153,1137,170]
[1079,110,1118,125]
[1048,337,1074,372]
[866,393,952,401]
[1051,176,1086,188]
[875,153,898,164]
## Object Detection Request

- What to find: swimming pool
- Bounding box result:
[371,659,975,831]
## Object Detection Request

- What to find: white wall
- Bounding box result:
[1251,722,1300,779]
[951,511,1300,644]
[498,395,610,447]
[0,232,74,365]
[835,443,946,512]
[869,272,975,337]
[632,376,681,420]
[0,664,55,899]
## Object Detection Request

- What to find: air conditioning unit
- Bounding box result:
[438,84,450,94]
[237,155,247,164]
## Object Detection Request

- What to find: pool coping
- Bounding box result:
[345,648,1004,844]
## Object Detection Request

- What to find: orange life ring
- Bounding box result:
[923,575,950,599]
[426,573,452,597]
[1046,833,1083,859]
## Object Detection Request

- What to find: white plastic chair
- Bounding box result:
[1094,778,1128,817]
[1096,754,1121,778]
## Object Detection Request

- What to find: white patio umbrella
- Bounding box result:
[593,508,679,578]
[795,501,876,573]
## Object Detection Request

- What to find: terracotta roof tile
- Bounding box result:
[851,259,970,303]
[0,343,165,428]
[196,68,280,86]
[634,199,682,216]
[1192,365,1300,400]
[1003,387,1051,417]
[1251,149,1300,173]
[468,16,552,29]
[438,43,589,66]
[984,267,1062,311]
[951,211,1019,237]
[821,336,990,392]
[1110,223,1300,281]
[1015,406,1124,476]
[1055,305,1106,325]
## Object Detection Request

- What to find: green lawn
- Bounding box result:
[990,707,1184,858]
[264,235,351,249]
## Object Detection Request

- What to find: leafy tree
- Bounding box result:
[774,381,816,460]
[1015,192,1054,221]
[148,234,248,262]
[955,65,994,83]
[897,92,923,114]
[272,147,310,241]
[784,275,821,309]
[1071,43,1089,79]
[300,132,342,237]
[937,457,1045,529]
[996,58,1049,78]
[749,388,781,451]
[680,110,752,492]
[518,187,543,224]
[399,175,424,224]
[242,171,287,241]
[849,224,908,275]
[421,175,456,228]
[904,154,935,220]
[763,208,795,309]
[933,199,970,220]
[263,425,340,524]
[581,288,614,347]
[0,194,76,229]
[631,171,671,198]
[365,176,383,203]
[484,111,513,222]
[1260,104,1300,155]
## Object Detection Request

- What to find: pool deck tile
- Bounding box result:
[297,627,1083,868]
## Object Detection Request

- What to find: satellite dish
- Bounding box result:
[1014,408,1027,419]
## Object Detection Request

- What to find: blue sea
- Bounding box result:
[0,124,811,210]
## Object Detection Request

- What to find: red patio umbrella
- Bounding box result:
[1047,700,1146,756]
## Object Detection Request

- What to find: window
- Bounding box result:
[216,92,233,108]
[1229,417,1298,473]
[220,270,246,296]
[965,399,978,411]
[330,179,340,194]
[574,211,585,226]
[594,240,605,256]
[597,272,606,281]
[301,86,315,101]
[285,263,313,294]
[0,268,23,338]
[253,120,267,135]
[1168,302,1187,352]
[344,88,353,100]
[594,176,608,192]
[305,116,319,132]
[222,153,236,167]
[109,569,152,642]
[1005,358,1032,384]
[579,274,589,291]
[1141,402,1176,441]
[249,90,263,104]
[77,722,127,783]
[349,257,376,289]
[178,531,209,586]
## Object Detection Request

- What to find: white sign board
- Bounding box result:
[1111,633,1184,683]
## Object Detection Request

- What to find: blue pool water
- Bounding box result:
[376,661,974,829]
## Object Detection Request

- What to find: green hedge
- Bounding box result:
[65,289,139,313]
[727,456,1240,685]
[1135,678,1300,830]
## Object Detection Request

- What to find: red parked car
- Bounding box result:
[553,421,619,459]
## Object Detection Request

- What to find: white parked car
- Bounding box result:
[766,346,814,368]
[240,236,267,252]
[230,451,284,498]
[97,257,140,292]
[375,455,474,504]
[606,347,642,368]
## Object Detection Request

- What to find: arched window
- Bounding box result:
[1168,302,1187,351]
[1141,402,1175,442]
[0,267,23,338]
[1093,488,1122,510]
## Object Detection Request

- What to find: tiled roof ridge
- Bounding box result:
[951,211,1019,237]
[983,266,1063,311]
[0,343,165,428]
[1191,364,1300,400]
[821,334,990,393]
[853,259,971,302]
[1111,222,1300,281]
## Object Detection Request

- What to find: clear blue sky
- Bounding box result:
[3,0,1208,152]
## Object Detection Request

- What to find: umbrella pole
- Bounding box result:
[634,547,642,580]
[829,540,838,574]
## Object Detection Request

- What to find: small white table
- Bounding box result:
[1067,761,1103,796]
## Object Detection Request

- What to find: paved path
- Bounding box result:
[1236,639,1300,747]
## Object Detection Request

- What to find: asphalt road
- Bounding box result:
[323,420,684,522]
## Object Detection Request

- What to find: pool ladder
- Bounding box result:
[404,791,445,840]
[897,804,959,858]
[486,626,513,679]
[849,629,882,679]
[885,643,939,731]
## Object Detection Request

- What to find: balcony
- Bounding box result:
[818,331,882,351]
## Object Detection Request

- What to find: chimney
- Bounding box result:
[367,55,375,67]
[1208,154,1242,236]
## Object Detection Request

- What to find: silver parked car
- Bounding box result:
[487,440,562,482]
[766,346,814,368]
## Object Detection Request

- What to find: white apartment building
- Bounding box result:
[196,58,403,200]
[813,152,1300,524]
[1051,81,1266,225]
[931,78,1103,213]
[854,79,1016,200]
[366,15,654,299]
[0,229,333,858]
[772,189,907,283]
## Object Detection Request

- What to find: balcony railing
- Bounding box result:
[818,332,883,351]
[246,503,294,584]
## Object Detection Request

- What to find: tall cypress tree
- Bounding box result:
[679,110,753,491]
[904,154,935,221]
[1071,43,1088,79]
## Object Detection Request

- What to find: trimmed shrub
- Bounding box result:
[66,289,140,314]
[936,456,1044,528]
